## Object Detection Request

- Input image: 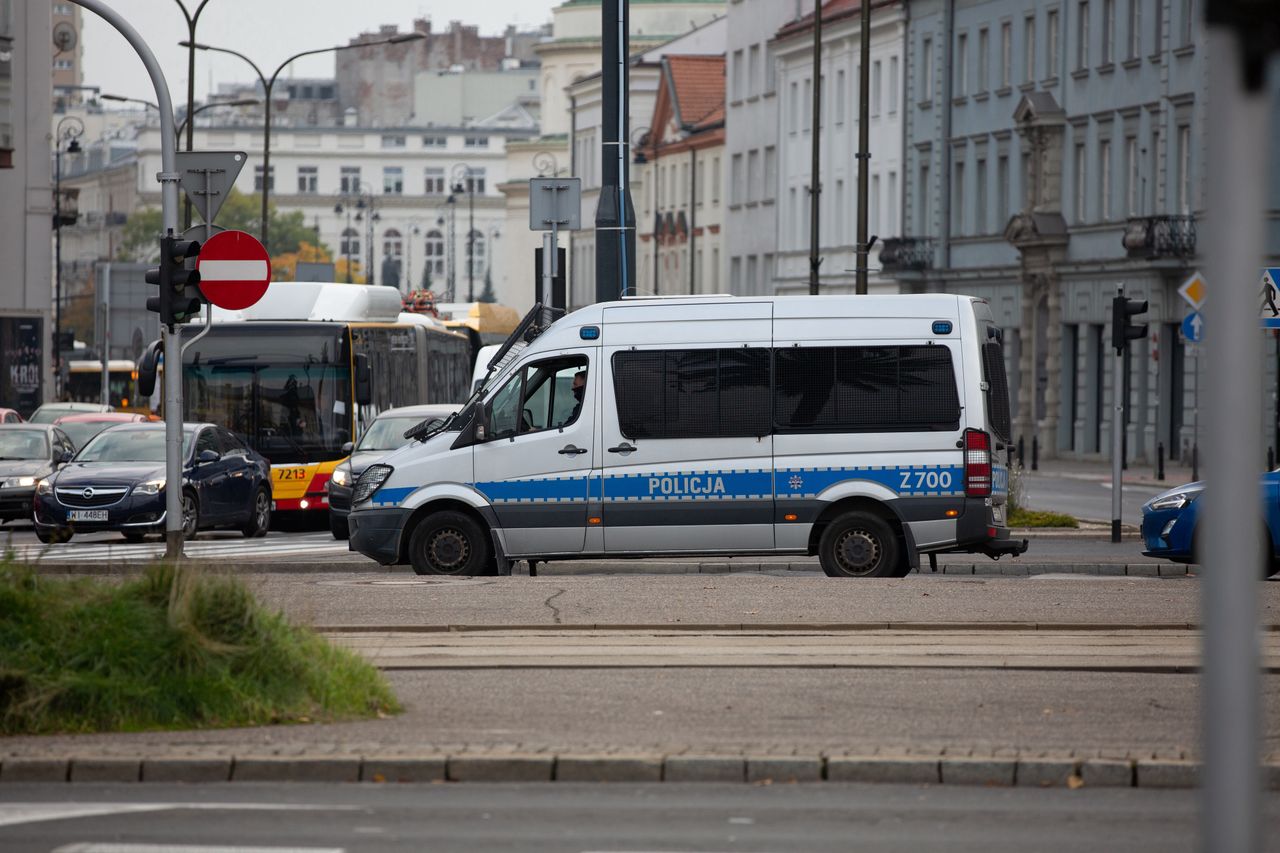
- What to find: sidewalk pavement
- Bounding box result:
[1014,455,1197,488]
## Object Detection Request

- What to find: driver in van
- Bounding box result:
[568,370,587,423]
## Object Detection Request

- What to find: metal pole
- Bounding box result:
[260,81,272,252]
[594,0,635,302]
[54,147,62,395]
[67,0,183,560]
[1111,285,1124,544]
[1201,25,1265,853]
[541,231,554,308]
[854,0,872,295]
[467,186,475,301]
[99,263,110,405]
[807,0,822,295]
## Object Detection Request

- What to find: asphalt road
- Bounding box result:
[3,783,1278,853]
[1021,470,1160,523]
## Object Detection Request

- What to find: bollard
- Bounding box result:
[1192,442,1199,483]
[1006,445,1013,468]
[1017,436,1025,468]
[1269,447,1275,472]
[1157,442,1165,482]
[1031,435,1039,471]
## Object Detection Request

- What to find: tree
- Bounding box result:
[200,188,325,258]
[420,265,432,291]
[272,241,332,282]
[334,256,365,284]
[116,207,162,262]
[479,268,496,303]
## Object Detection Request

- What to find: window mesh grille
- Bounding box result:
[981,341,1012,442]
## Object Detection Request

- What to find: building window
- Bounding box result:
[748,44,760,97]
[732,48,745,99]
[977,28,989,93]
[975,157,988,234]
[464,136,489,149]
[731,256,742,290]
[997,154,1010,224]
[1099,139,1112,219]
[423,135,447,148]
[955,33,969,96]
[1127,0,1141,59]
[462,169,486,194]
[253,165,274,192]
[340,166,361,194]
[381,135,406,148]
[1102,0,1115,63]
[383,166,404,195]
[54,59,75,70]
[887,171,898,237]
[731,153,743,205]
[922,36,935,101]
[1177,125,1192,213]
[297,166,317,194]
[871,61,882,116]
[919,162,931,235]
[802,77,813,131]
[871,174,881,234]
[712,155,722,203]
[952,160,965,235]
[1074,141,1087,223]
[383,229,403,264]
[1153,0,1164,54]
[340,228,360,258]
[424,167,445,195]
[1024,16,1036,82]
[888,56,899,113]
[747,149,760,204]
[1181,0,1194,46]
[1000,22,1013,87]
[1125,135,1139,215]
[465,231,486,275]
[424,229,445,276]
[789,81,799,131]
[1048,9,1061,74]
[836,69,846,124]
[1077,1,1090,70]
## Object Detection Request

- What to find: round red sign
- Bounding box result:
[197,229,272,311]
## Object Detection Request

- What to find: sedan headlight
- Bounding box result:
[1149,491,1197,511]
[133,478,166,495]
[352,464,393,505]
[35,478,53,496]
[330,466,352,487]
[1,476,37,489]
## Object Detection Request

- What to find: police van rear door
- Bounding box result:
[600,301,774,554]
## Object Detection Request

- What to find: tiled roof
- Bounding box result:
[666,54,725,129]
[775,0,899,41]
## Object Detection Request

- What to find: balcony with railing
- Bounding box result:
[1121,215,1196,261]
[878,237,936,273]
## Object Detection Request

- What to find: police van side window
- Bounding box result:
[487,356,589,439]
[487,372,524,439]
[774,345,961,432]
[613,349,770,439]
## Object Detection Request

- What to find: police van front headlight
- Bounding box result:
[352,464,393,505]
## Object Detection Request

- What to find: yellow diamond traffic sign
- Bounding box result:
[1179,272,1206,310]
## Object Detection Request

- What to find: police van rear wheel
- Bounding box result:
[408,511,491,576]
[818,512,901,578]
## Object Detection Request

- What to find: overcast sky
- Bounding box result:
[80,0,559,105]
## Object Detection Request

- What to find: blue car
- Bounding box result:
[32,422,272,544]
[1141,477,1280,577]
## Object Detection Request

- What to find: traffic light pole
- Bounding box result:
[1111,285,1124,544]
[68,0,185,560]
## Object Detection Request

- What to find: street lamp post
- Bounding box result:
[441,194,458,302]
[101,94,259,144]
[53,115,84,396]
[174,0,214,229]
[451,164,476,302]
[182,31,424,254]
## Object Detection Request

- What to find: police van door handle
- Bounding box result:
[607,442,636,455]
[558,444,588,456]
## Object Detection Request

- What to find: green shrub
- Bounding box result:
[0,562,398,734]
[1009,508,1079,528]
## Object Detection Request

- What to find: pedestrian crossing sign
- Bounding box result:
[1263,269,1280,329]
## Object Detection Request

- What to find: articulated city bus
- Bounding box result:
[179,283,471,514]
[64,359,146,413]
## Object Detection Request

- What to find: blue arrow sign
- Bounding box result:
[1182,311,1204,343]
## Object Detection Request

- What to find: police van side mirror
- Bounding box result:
[451,406,490,450]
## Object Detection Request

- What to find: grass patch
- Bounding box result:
[0,561,399,735]
[1009,507,1079,528]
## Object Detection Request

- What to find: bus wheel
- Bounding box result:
[818,511,901,578]
[408,510,491,576]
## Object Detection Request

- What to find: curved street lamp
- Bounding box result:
[451,163,478,302]
[334,184,375,284]
[181,30,425,254]
[53,115,84,390]
[101,94,259,143]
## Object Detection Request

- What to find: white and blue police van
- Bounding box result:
[347,294,1027,577]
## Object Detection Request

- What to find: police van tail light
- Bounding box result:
[964,429,992,497]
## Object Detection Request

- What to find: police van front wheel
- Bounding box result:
[818,512,901,578]
[408,511,492,576]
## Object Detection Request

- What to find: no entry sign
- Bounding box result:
[197,229,271,310]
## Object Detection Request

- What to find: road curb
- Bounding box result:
[5,754,1275,789]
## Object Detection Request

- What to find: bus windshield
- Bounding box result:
[184,325,353,465]
[67,368,134,409]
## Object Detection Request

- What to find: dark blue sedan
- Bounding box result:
[32,422,272,543]
[1141,477,1280,577]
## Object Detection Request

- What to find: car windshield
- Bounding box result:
[58,420,117,451]
[357,416,430,451]
[76,430,192,463]
[28,407,79,424]
[0,430,48,460]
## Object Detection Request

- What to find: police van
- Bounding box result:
[347,294,1027,577]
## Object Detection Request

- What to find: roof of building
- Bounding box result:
[665,54,725,130]
[775,0,899,41]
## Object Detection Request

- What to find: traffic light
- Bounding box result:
[145,235,203,326]
[1111,293,1149,354]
